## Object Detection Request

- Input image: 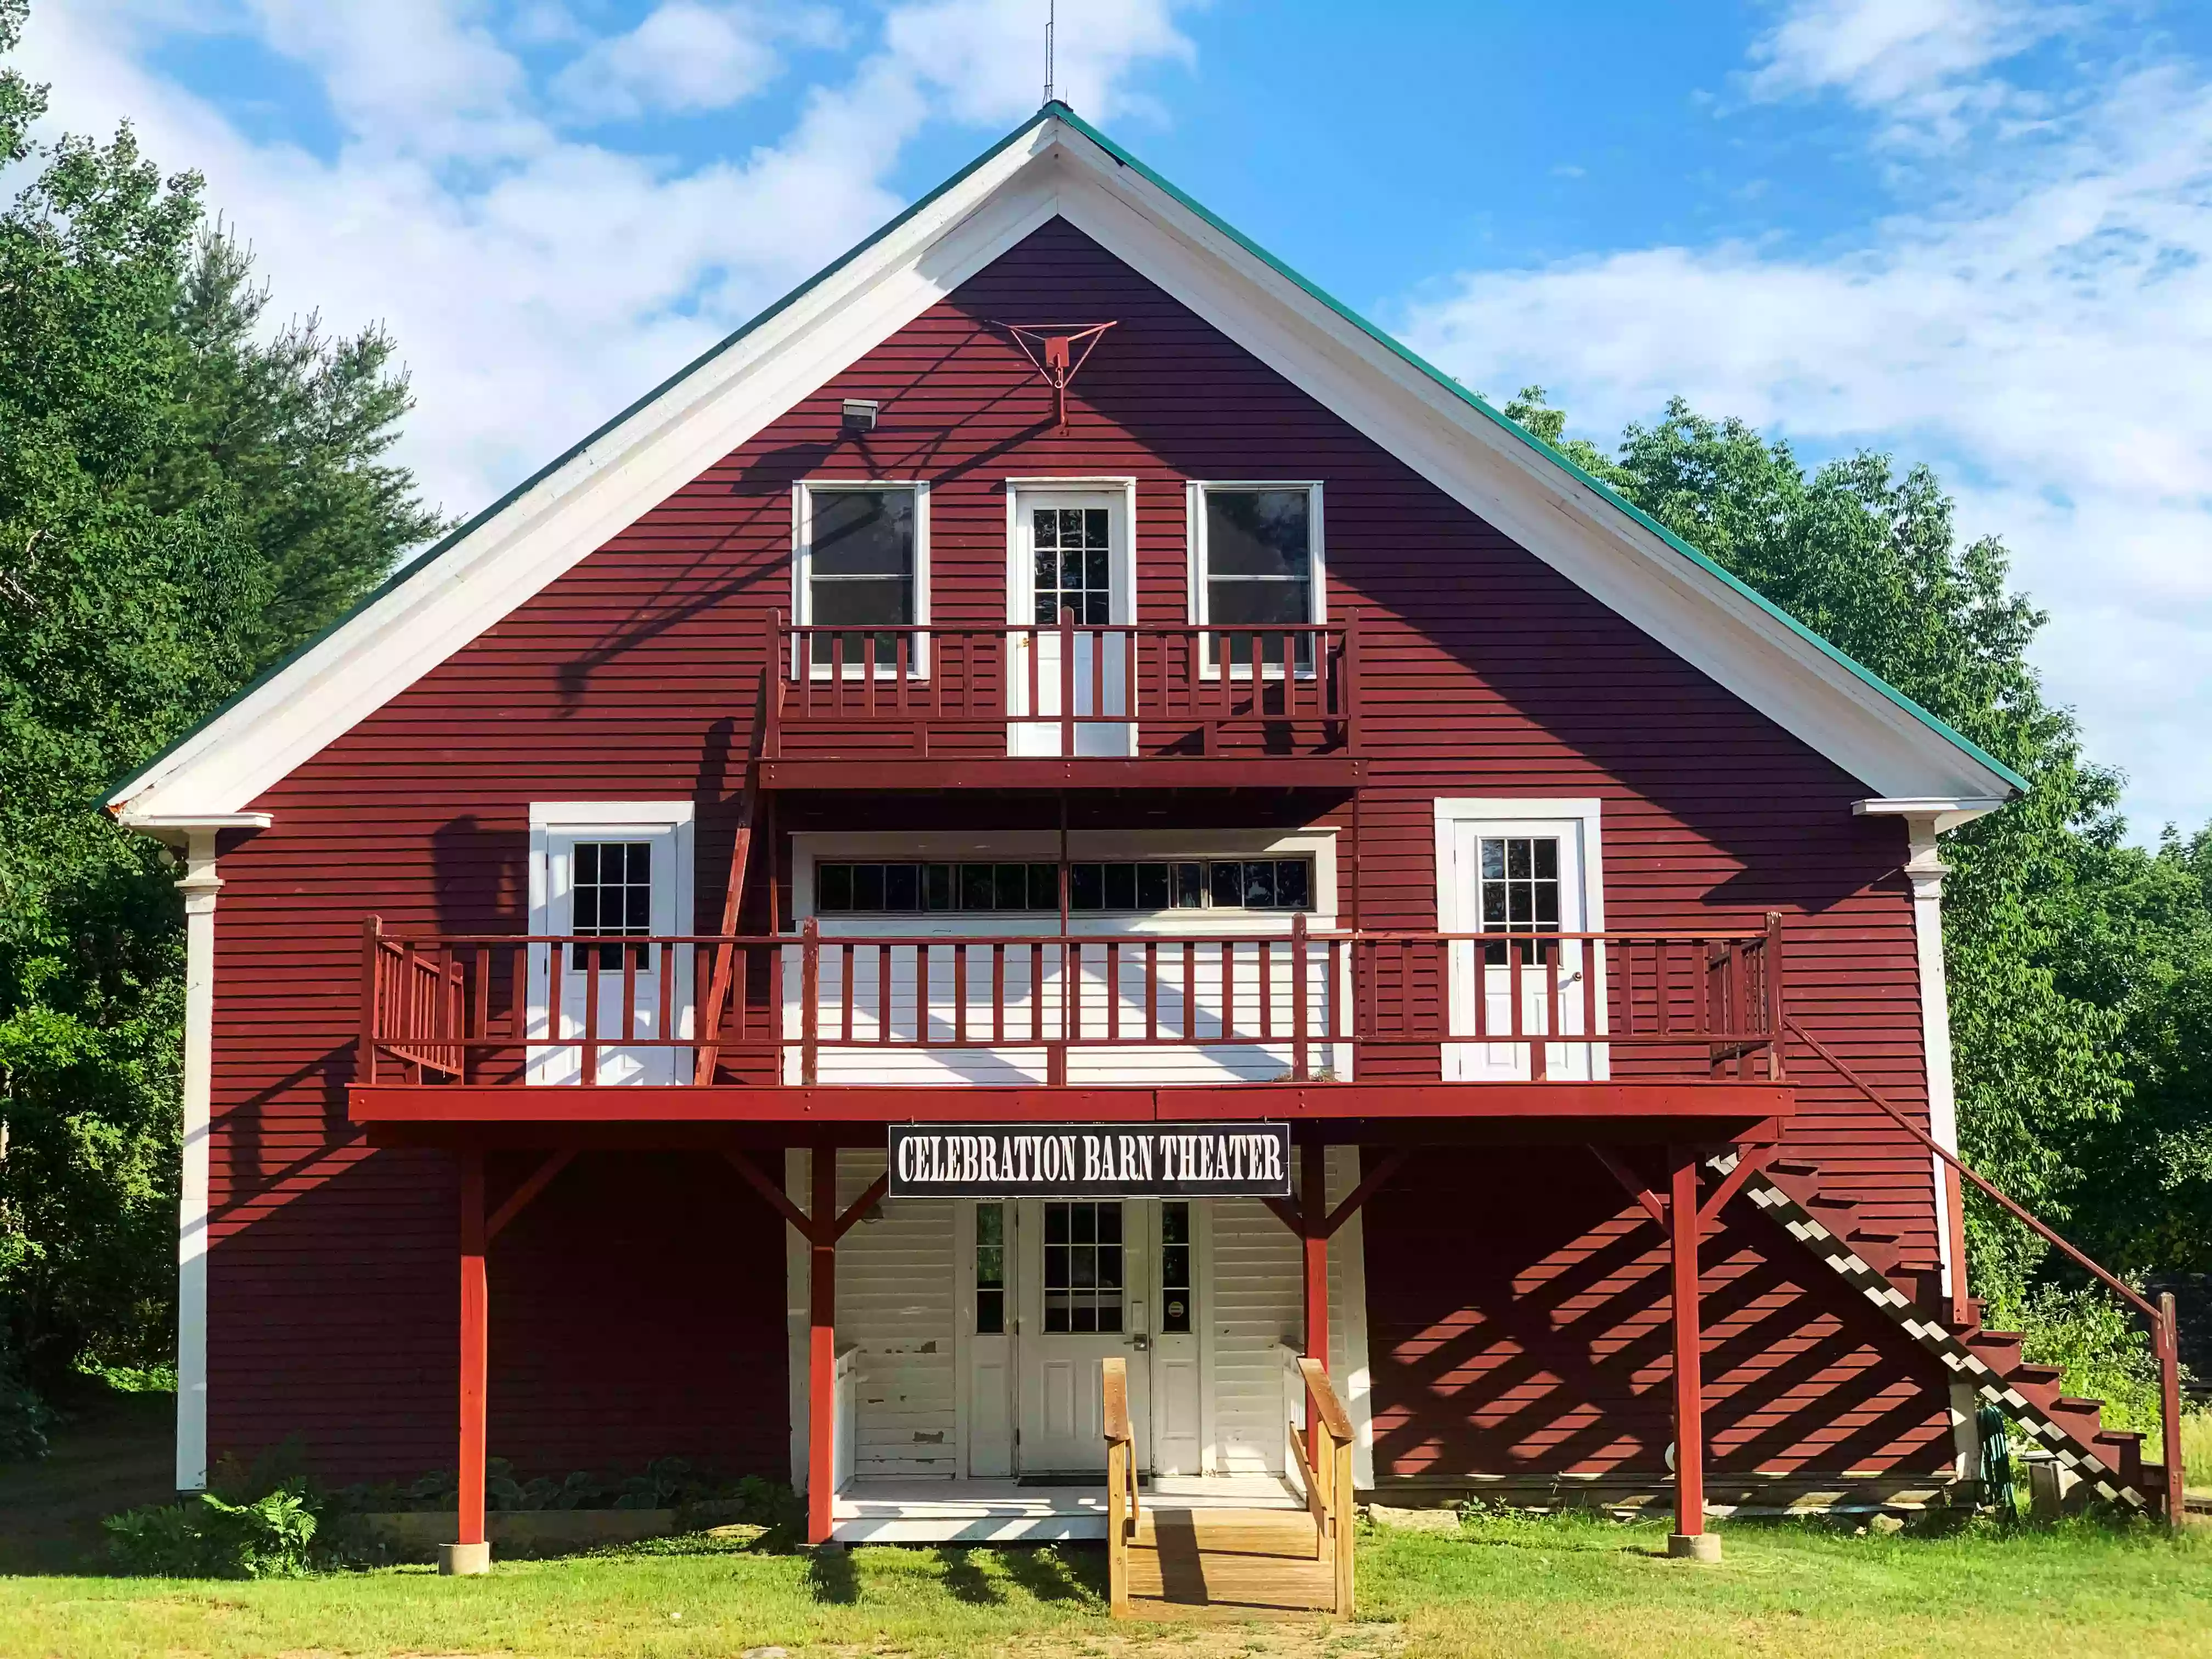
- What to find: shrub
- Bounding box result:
[330,1456,798,1520]
[104,1487,319,1578]
[0,1367,53,1462]
[2008,1283,2169,1429]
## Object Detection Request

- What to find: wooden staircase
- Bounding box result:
[1104,1356,1356,1620]
[1732,1150,2169,1511]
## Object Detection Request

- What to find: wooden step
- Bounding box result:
[1127,1506,1335,1617]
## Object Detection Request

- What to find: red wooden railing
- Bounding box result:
[358,913,1784,1089]
[768,612,1361,758]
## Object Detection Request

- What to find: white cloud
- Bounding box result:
[1746,0,2070,105]
[12,0,1196,528]
[552,2,839,125]
[884,0,1195,126]
[1402,60,2212,833]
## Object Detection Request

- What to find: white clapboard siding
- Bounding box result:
[1209,1147,1373,1480]
[1209,1197,1301,1472]
[832,1150,961,1478]
[787,937,1340,1085]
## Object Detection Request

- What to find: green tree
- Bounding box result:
[0,0,442,1408]
[1498,388,2209,1317]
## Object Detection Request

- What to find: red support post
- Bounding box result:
[1301,1140,1330,1470]
[1667,1148,1715,1560]
[447,1149,491,1575]
[807,1147,837,1547]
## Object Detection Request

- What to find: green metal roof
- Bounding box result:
[112,101,2025,808]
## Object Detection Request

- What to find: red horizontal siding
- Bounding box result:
[203,217,1941,1485]
[1364,1149,1950,1481]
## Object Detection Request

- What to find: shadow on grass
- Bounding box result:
[934,1545,1004,1605]
[1001,1542,1106,1604]
[806,1545,859,1603]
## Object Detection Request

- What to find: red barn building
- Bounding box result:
[109,106,2165,1564]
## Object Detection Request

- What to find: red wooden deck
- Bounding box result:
[349,1080,1795,1135]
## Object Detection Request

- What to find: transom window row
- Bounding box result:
[815,858,1314,914]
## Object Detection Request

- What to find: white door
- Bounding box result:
[1014,1198,1152,1472]
[1009,490,1133,757]
[1149,1199,1205,1475]
[1443,819,1598,1081]
[965,1200,1017,1477]
[528,814,693,1085]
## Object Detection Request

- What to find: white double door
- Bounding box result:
[1441,815,1600,1081]
[967,1198,1202,1477]
[1008,488,1135,757]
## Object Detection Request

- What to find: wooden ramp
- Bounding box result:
[1104,1355,1356,1621]
[1125,1506,1337,1618]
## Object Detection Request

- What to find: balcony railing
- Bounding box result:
[358,915,1785,1090]
[767,614,1359,760]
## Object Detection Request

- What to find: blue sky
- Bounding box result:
[21,1,2212,834]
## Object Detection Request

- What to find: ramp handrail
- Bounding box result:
[1287,1356,1355,1616]
[1103,1355,1138,1618]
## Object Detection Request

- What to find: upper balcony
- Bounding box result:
[759,616,1363,790]
[349,916,1795,1140]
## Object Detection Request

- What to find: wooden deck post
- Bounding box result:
[443,1148,491,1575]
[1667,1148,1716,1561]
[1301,1141,1330,1468]
[2159,1291,2186,1527]
[808,1147,837,1548]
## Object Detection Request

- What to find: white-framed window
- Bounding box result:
[1188,481,1324,672]
[792,480,929,674]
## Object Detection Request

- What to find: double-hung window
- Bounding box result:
[796,482,926,672]
[1192,483,1322,672]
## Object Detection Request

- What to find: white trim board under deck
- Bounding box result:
[831,1474,1301,1544]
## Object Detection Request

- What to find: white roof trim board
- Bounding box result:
[108,110,2021,825]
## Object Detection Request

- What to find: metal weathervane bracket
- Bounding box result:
[994,321,1118,433]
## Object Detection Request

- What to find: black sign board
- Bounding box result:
[887,1122,1293,1199]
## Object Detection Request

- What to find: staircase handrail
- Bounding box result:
[1784,1015,2185,1524]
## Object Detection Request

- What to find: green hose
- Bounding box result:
[1978,1402,2016,1519]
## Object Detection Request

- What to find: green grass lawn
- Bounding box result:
[0,1513,2207,1659]
[5,1395,2209,1657]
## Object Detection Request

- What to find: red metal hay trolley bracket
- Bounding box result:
[995,320,1117,432]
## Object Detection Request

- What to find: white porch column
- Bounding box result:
[1901,815,1982,1484]
[1903,820,1963,1292]
[175,830,222,1492]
